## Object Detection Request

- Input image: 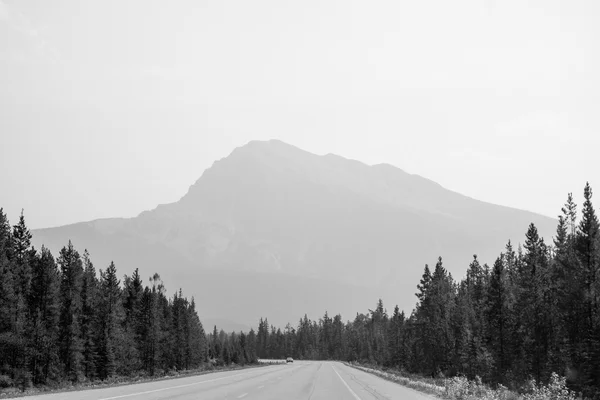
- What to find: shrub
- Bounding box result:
[0,374,13,388]
[14,369,32,392]
[349,362,580,400]
[443,375,520,400]
[521,373,577,400]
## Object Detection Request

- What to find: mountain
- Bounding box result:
[32,139,557,328]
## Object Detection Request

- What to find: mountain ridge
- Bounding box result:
[31,139,557,327]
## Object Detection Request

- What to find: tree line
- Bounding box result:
[247,183,600,398]
[2,181,599,397]
[0,211,211,388]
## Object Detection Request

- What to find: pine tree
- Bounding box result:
[96,261,122,379]
[451,281,471,376]
[332,314,345,361]
[414,258,455,376]
[387,305,405,368]
[27,246,60,384]
[140,273,165,375]
[171,290,188,370]
[78,250,98,380]
[187,298,206,367]
[576,183,600,390]
[0,209,15,377]
[10,211,33,383]
[563,192,578,237]
[210,325,220,362]
[486,254,509,382]
[246,329,257,363]
[369,300,388,365]
[518,224,552,382]
[416,264,432,304]
[123,269,144,355]
[319,311,332,360]
[57,241,84,382]
[12,211,32,297]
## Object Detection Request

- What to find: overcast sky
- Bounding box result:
[1,0,598,229]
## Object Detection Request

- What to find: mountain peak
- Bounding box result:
[31,140,557,327]
[235,138,307,154]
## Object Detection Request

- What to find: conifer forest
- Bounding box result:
[1,182,599,397]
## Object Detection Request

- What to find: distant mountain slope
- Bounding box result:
[32,140,557,327]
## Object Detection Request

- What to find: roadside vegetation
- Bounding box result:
[348,363,580,400]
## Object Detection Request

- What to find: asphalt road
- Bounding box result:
[25,361,434,400]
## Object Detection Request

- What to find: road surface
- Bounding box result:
[25,361,435,400]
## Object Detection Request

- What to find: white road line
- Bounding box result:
[332,366,362,400]
[258,385,265,389]
[237,393,248,398]
[98,370,257,400]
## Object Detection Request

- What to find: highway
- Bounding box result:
[25,361,435,400]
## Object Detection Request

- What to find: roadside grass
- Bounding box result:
[257,359,288,365]
[0,362,270,399]
[346,363,446,397]
[346,362,580,400]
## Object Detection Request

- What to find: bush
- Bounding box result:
[444,375,519,400]
[349,362,578,400]
[14,369,32,392]
[521,373,577,400]
[0,374,13,388]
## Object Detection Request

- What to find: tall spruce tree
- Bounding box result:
[96,262,122,379]
[28,246,60,384]
[0,209,15,377]
[486,254,509,382]
[79,250,98,379]
[576,182,600,390]
[387,305,405,368]
[10,211,33,382]
[57,241,84,381]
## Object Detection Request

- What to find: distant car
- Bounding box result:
[286,357,294,363]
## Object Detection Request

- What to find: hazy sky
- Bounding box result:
[1,0,598,229]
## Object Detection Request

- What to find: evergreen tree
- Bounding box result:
[12,211,33,297]
[171,290,188,370]
[96,262,123,379]
[387,305,405,368]
[246,329,257,363]
[123,268,144,368]
[369,300,388,365]
[79,250,98,379]
[187,298,206,366]
[57,241,84,382]
[416,264,432,304]
[332,314,345,361]
[486,254,509,382]
[576,182,600,390]
[28,246,60,384]
[519,224,552,382]
[0,209,15,377]
[10,211,33,383]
